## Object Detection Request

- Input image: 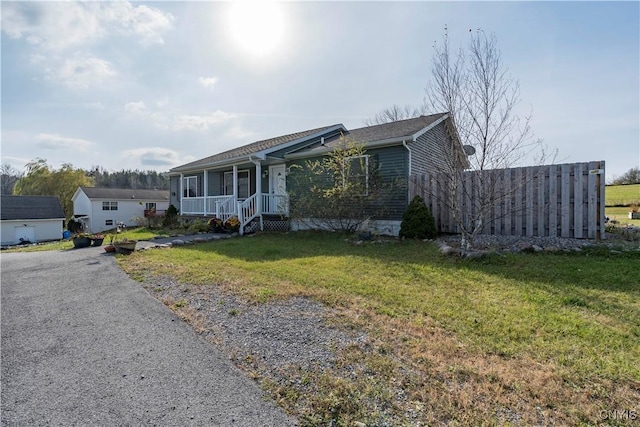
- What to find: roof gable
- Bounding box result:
[79,187,169,201]
[326,113,448,147]
[1,195,65,220]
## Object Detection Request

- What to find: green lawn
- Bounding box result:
[122,232,640,426]
[606,183,640,206]
[606,206,640,226]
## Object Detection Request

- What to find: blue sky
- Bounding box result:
[1,1,638,181]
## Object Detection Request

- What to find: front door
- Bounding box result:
[269,165,286,195]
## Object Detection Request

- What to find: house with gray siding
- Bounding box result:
[168,113,467,235]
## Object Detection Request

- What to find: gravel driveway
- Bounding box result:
[1,246,296,426]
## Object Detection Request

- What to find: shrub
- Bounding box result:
[163,204,179,228]
[187,219,209,234]
[67,218,83,233]
[399,196,437,239]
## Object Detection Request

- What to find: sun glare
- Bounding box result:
[228,2,285,58]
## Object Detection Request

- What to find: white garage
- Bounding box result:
[1,195,66,246]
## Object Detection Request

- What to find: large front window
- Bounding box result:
[183,176,198,198]
[224,170,250,199]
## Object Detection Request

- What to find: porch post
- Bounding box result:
[255,162,262,218]
[179,173,184,214]
[203,169,208,215]
[233,165,238,201]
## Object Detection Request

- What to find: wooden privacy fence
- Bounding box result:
[409,161,606,239]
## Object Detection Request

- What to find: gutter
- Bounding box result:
[284,137,412,160]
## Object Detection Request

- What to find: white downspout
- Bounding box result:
[179,173,184,214]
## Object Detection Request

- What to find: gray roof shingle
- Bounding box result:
[1,195,66,220]
[324,113,448,147]
[79,187,169,200]
[171,124,343,172]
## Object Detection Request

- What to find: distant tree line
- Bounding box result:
[1,159,169,219]
[89,166,169,190]
[608,167,640,185]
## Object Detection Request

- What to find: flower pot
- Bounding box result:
[72,237,91,249]
[91,238,104,247]
[104,244,116,253]
[113,241,137,254]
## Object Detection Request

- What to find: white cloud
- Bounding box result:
[123,101,235,132]
[199,77,219,89]
[55,56,117,89]
[225,126,254,140]
[0,2,174,51]
[104,3,175,45]
[1,2,173,90]
[124,101,151,116]
[121,147,195,167]
[172,111,235,131]
[35,133,93,151]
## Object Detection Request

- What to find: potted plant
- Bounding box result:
[208,217,223,233]
[112,238,137,254]
[103,235,116,253]
[629,203,640,219]
[91,233,105,247]
[224,216,240,233]
[72,233,92,249]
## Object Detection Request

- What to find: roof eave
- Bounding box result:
[411,113,449,140]
[284,137,409,160]
[168,124,347,174]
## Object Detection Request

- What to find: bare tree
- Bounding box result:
[1,163,22,195]
[423,27,554,251]
[364,103,428,126]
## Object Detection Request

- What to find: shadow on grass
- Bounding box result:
[176,231,639,296]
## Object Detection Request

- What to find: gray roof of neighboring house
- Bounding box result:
[171,124,343,172]
[1,195,65,220]
[79,187,169,201]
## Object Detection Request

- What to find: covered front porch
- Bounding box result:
[176,162,289,235]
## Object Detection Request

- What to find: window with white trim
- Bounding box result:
[102,201,118,211]
[145,202,157,211]
[343,155,369,195]
[183,176,198,198]
[223,170,250,199]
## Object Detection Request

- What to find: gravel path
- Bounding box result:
[1,246,295,426]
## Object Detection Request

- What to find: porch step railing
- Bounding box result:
[262,194,289,216]
[211,195,236,222]
[238,194,259,236]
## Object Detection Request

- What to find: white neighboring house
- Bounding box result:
[72,187,170,233]
[1,195,66,245]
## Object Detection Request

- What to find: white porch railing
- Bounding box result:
[182,193,289,235]
[262,194,289,216]
[182,197,205,214]
[209,195,236,221]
